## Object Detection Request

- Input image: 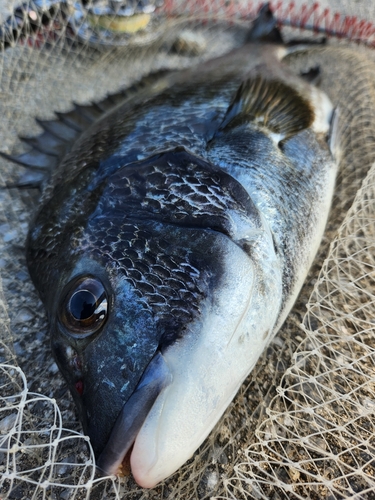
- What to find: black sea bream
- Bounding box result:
[6,6,339,488]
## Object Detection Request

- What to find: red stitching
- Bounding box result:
[161,0,375,46]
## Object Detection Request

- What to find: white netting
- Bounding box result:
[1,1,375,499]
[225,162,375,500]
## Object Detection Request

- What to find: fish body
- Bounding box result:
[12,6,338,489]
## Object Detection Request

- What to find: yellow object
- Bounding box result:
[89,13,151,33]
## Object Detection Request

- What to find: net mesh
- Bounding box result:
[0,1,375,499]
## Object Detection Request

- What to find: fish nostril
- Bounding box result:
[75,379,84,395]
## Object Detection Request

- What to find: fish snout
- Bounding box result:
[97,351,172,476]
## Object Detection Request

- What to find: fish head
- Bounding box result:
[27,148,281,487]
[47,255,164,459]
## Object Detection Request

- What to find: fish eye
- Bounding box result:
[59,276,108,336]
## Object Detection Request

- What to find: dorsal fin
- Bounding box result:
[246,3,283,44]
[1,69,171,188]
[219,76,315,142]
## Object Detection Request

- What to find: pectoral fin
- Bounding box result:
[219,76,314,141]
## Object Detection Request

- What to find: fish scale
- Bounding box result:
[82,216,210,325]
[96,151,260,232]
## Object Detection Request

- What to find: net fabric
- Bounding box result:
[225,162,375,500]
[0,1,375,499]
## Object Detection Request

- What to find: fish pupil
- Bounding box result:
[70,290,97,320]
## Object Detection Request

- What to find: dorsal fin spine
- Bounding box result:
[2,68,172,188]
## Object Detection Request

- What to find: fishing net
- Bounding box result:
[0,0,375,498]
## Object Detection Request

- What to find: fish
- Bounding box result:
[4,4,339,489]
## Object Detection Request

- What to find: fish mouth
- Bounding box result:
[96,351,172,477]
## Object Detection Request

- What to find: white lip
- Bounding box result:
[97,351,172,477]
